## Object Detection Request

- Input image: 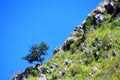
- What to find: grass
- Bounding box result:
[43,19,120,80]
[13,1,120,79]
[18,16,120,80]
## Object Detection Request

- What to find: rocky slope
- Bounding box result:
[12,0,120,80]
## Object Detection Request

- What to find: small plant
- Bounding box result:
[68,64,80,77]
[62,39,74,51]
[75,32,83,37]
[51,74,58,80]
[29,69,38,77]
[70,43,78,54]
[104,14,111,20]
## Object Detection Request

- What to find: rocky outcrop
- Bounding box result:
[12,0,120,80]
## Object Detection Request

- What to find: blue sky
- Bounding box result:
[0,0,102,80]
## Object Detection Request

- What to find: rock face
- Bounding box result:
[12,0,120,80]
[53,0,120,55]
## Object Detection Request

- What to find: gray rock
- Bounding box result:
[65,59,72,65]
[92,67,99,74]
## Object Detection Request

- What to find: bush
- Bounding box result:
[75,34,86,47]
[75,32,83,37]
[110,20,120,29]
[68,64,80,77]
[51,74,58,80]
[104,14,111,20]
[29,69,38,77]
[62,39,74,51]
[70,43,77,54]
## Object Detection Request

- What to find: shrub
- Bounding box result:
[70,43,78,54]
[51,74,58,80]
[62,39,74,51]
[104,14,111,20]
[29,69,38,77]
[68,64,81,77]
[75,32,83,37]
[110,20,120,29]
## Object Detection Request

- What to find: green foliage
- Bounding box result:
[74,32,83,37]
[11,77,15,80]
[23,42,49,64]
[21,18,120,80]
[27,76,39,80]
[68,63,80,77]
[51,74,58,80]
[62,39,74,51]
[75,34,86,47]
[85,16,92,26]
[29,69,38,77]
[104,14,111,20]
[70,43,77,54]
[19,1,120,80]
[45,19,120,80]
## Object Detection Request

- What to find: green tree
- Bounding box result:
[23,42,49,64]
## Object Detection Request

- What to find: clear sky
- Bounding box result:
[0,0,102,80]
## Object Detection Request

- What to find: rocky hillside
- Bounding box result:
[12,0,120,80]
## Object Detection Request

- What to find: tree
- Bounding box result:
[23,42,49,64]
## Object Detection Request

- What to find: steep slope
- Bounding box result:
[44,20,120,80]
[12,0,120,80]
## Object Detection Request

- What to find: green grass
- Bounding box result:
[27,76,39,80]
[14,1,120,79]
[43,19,120,80]
[20,17,120,80]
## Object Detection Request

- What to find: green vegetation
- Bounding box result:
[23,42,49,64]
[12,1,120,80]
[43,19,120,80]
